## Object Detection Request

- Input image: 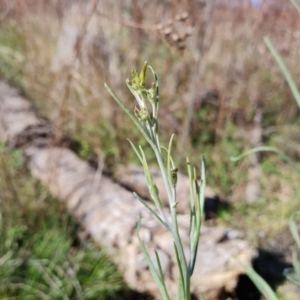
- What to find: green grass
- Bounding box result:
[0,144,127,299]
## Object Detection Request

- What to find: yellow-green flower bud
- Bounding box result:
[171,167,178,187]
[135,107,149,122]
[139,61,148,82]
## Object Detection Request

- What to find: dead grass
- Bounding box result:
[1,0,300,269]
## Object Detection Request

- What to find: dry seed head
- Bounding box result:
[171,33,179,42]
[175,12,189,22]
[166,19,173,26]
[157,13,193,52]
[156,23,163,31]
[175,14,181,22]
[185,26,193,37]
[163,27,172,36]
[180,12,189,21]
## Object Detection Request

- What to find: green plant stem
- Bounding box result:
[106,63,200,300]
[171,207,190,297]
[153,146,190,299]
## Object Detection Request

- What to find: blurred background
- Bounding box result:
[0,0,300,299]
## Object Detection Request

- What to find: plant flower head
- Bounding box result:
[127,62,148,109]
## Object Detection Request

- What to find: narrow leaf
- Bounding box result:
[284,252,300,287]
[126,80,144,109]
[139,146,163,209]
[292,252,300,285]
[246,266,278,300]
[290,0,300,15]
[139,61,148,81]
[199,157,206,219]
[127,139,142,162]
[289,211,300,251]
[148,65,160,117]
[264,37,300,109]
[190,157,206,274]
[230,146,300,176]
[186,158,195,213]
[137,218,171,300]
[133,193,169,230]
[155,251,167,285]
[105,83,154,147]
[173,242,185,299]
[167,134,175,186]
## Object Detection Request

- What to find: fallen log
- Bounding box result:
[0,80,256,299]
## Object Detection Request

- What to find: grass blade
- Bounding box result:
[245,266,278,300]
[105,83,155,148]
[230,146,300,176]
[264,37,300,109]
[289,211,300,251]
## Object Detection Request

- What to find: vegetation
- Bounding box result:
[0,0,300,299]
[232,6,300,299]
[0,144,126,299]
[106,62,205,299]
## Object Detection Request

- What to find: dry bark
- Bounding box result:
[0,80,256,299]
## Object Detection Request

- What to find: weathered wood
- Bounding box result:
[0,80,256,299]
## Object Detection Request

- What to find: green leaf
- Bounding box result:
[133,192,169,230]
[290,0,300,15]
[127,139,143,163]
[167,134,175,187]
[155,250,166,282]
[186,157,196,216]
[139,146,163,209]
[137,218,171,300]
[173,242,185,300]
[230,146,300,177]
[148,65,160,120]
[139,61,148,81]
[186,157,196,270]
[264,37,300,110]
[105,83,154,147]
[245,266,278,300]
[126,79,145,109]
[189,157,206,275]
[289,211,300,251]
[284,252,300,288]
[292,252,300,286]
[199,157,206,221]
